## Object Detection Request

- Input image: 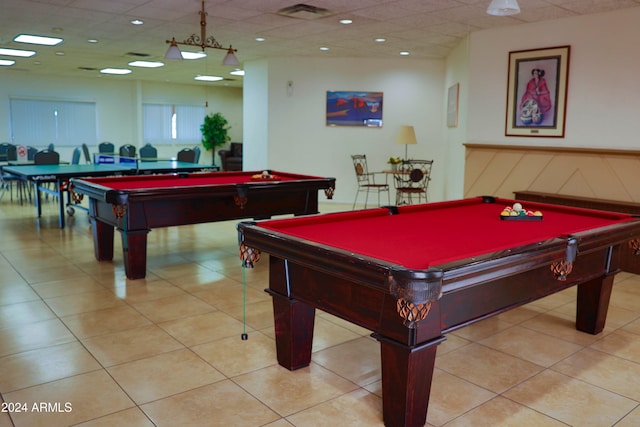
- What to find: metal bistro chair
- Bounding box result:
[351,154,390,209]
[393,159,433,205]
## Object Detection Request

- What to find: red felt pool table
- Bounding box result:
[237,196,640,427]
[70,170,335,279]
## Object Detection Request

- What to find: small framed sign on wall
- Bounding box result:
[505,45,570,137]
[326,91,383,127]
[447,83,459,128]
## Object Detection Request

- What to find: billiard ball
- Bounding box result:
[512,202,523,212]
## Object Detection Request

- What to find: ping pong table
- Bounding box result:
[3,161,211,228]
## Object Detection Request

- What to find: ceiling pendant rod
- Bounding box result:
[165,0,239,65]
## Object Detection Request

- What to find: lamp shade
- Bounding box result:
[165,39,183,60]
[222,48,240,66]
[395,125,417,146]
[486,0,520,16]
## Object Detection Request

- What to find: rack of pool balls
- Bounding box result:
[500,202,543,221]
[251,171,279,181]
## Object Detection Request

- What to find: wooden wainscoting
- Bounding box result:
[464,143,640,273]
[464,143,640,202]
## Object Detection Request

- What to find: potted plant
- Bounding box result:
[387,156,402,171]
[200,112,231,166]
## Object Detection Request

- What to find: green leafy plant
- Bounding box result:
[200,112,231,165]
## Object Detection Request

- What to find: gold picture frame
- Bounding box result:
[505,46,570,137]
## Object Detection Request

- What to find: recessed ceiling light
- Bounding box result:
[55,51,65,56]
[339,19,353,24]
[230,69,245,76]
[400,51,410,56]
[130,19,143,25]
[194,75,223,82]
[0,47,36,57]
[100,68,132,75]
[320,47,330,51]
[375,38,386,43]
[13,34,63,46]
[128,60,164,68]
[88,39,98,43]
[0,59,16,66]
[255,37,265,42]
[181,51,207,60]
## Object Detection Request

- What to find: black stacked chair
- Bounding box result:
[81,143,92,164]
[177,148,197,163]
[98,141,115,153]
[119,144,136,158]
[139,143,158,161]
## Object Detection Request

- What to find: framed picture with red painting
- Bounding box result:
[505,46,570,137]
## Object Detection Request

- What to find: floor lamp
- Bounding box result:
[395,125,417,160]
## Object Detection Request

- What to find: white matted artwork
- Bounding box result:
[447,83,459,128]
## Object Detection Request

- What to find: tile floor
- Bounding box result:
[1,197,640,426]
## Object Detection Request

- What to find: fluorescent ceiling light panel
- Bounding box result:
[0,59,16,66]
[181,51,207,59]
[128,61,164,68]
[13,34,63,46]
[0,47,36,57]
[100,68,132,75]
[194,75,223,81]
[230,69,244,76]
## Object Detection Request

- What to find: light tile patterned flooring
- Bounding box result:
[1,198,640,426]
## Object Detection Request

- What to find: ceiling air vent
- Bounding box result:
[126,52,150,57]
[277,4,333,20]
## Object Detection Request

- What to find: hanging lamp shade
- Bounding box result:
[165,38,183,60]
[222,47,240,66]
[486,0,520,16]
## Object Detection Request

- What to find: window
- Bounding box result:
[143,103,205,144]
[9,98,97,146]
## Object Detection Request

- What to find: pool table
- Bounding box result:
[237,196,640,427]
[70,170,335,279]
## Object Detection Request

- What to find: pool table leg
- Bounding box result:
[91,218,114,262]
[269,290,316,370]
[121,229,149,280]
[576,272,615,334]
[376,335,444,427]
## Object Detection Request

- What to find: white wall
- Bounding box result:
[0,74,243,165]
[243,57,446,205]
[242,59,270,171]
[442,36,470,200]
[468,7,640,150]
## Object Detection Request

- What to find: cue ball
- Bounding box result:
[512,202,522,211]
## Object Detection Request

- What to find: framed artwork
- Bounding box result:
[505,45,570,137]
[326,91,383,127]
[447,83,459,128]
